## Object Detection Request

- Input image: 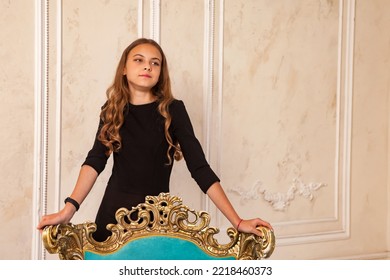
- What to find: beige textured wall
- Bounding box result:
[0,0,388,260]
[351,0,389,258]
[0,0,35,259]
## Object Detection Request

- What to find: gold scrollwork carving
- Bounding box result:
[42,223,84,260]
[42,193,275,260]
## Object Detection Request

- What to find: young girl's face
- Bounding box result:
[123,43,162,93]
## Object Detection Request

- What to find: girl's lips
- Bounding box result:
[139,74,152,78]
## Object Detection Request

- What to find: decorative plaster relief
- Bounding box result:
[228,179,326,211]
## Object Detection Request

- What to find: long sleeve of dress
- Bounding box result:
[170,100,220,193]
[82,119,109,175]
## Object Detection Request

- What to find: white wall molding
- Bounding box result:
[203,0,215,212]
[54,0,63,214]
[216,0,224,179]
[228,179,327,212]
[32,0,49,260]
[324,251,390,260]
[339,0,355,244]
[150,0,160,42]
[138,0,144,38]
[203,0,215,163]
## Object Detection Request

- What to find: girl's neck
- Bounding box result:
[129,91,157,105]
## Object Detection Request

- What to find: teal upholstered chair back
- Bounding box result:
[84,236,235,260]
[43,193,275,260]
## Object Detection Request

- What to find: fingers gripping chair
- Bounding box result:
[42,193,275,260]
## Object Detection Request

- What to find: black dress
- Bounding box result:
[82,99,220,241]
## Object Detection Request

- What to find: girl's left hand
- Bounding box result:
[237,218,273,237]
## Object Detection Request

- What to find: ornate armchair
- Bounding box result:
[42,193,275,260]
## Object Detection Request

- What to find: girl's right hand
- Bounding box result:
[36,205,76,231]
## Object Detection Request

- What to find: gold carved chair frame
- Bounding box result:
[42,193,275,260]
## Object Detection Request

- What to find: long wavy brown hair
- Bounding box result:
[98,38,182,164]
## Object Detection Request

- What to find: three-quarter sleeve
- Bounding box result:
[82,118,109,174]
[170,100,220,193]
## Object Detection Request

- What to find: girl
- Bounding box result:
[37,38,272,242]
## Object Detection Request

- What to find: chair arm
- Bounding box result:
[42,223,84,260]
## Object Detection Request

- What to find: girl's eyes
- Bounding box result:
[133,58,160,66]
